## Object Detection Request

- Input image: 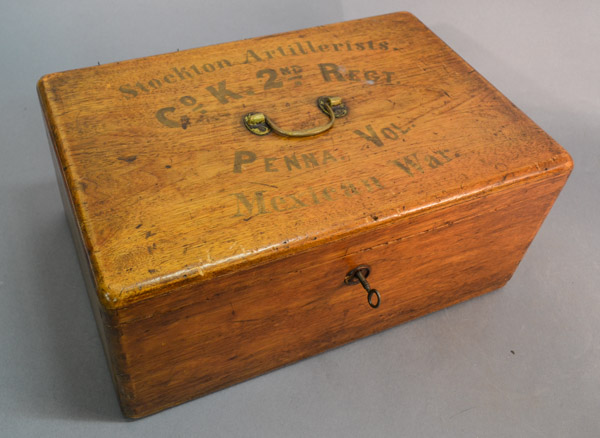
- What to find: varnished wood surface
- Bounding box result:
[39,11,572,417]
[38,12,571,310]
[113,171,568,417]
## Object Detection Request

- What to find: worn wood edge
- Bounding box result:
[111,156,573,311]
[104,165,572,331]
[97,165,573,337]
[37,11,574,313]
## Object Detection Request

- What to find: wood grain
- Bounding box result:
[38,12,572,417]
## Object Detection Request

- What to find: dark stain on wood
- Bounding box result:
[118,155,137,163]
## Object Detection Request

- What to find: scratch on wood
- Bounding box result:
[118,155,137,163]
[249,182,279,189]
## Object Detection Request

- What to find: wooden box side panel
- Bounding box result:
[112,171,569,418]
[46,125,131,407]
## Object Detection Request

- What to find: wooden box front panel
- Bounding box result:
[106,170,568,418]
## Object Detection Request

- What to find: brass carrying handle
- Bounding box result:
[243,96,348,137]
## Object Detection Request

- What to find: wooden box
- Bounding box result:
[38,12,572,418]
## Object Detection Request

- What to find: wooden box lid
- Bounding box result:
[38,12,572,310]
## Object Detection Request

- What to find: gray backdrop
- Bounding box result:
[1,1,598,436]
